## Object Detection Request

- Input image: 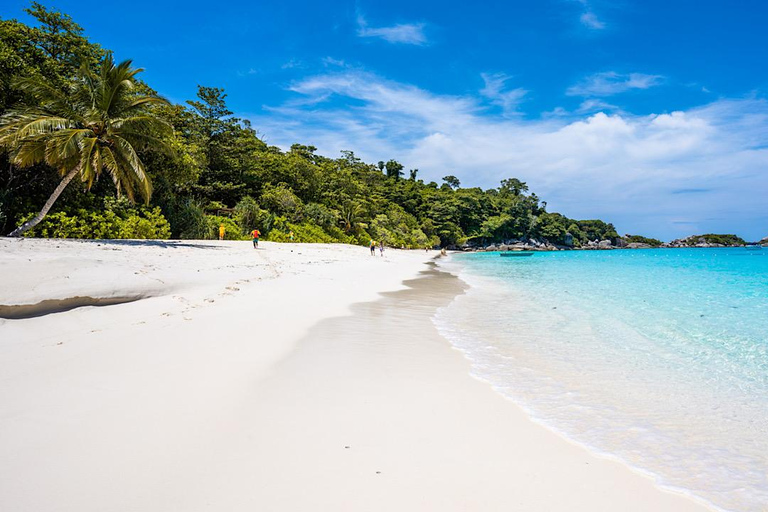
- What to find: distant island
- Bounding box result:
[471,233,764,252]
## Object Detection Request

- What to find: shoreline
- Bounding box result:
[437,249,768,512]
[435,256,723,511]
[0,239,712,510]
[218,263,709,511]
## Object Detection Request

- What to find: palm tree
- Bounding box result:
[0,55,170,237]
[338,201,362,233]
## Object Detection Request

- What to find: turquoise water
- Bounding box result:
[435,248,768,512]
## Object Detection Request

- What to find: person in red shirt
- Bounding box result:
[251,229,260,248]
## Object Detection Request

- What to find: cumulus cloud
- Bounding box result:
[567,71,664,96]
[249,71,768,240]
[356,15,427,45]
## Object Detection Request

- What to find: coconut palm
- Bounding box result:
[338,201,362,233]
[0,55,171,236]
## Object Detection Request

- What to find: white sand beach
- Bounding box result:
[0,238,711,511]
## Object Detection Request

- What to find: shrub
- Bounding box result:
[234,196,274,235]
[21,199,171,240]
[175,201,209,240]
[205,215,247,240]
[260,184,303,219]
[120,207,172,239]
[304,202,337,229]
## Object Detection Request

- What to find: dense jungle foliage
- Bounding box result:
[0,4,623,247]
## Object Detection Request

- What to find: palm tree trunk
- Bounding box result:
[8,165,80,237]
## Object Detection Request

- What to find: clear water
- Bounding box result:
[435,248,768,512]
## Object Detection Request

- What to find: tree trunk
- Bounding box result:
[7,165,80,237]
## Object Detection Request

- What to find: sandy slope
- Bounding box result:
[0,238,710,511]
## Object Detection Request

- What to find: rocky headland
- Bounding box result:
[464,233,760,252]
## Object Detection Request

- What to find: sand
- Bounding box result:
[0,238,711,511]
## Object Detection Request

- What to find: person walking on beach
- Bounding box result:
[219,223,225,240]
[370,239,376,256]
[379,241,385,257]
[252,228,261,248]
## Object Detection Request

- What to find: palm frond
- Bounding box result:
[46,128,92,163]
[0,114,76,143]
[1,54,164,204]
[12,136,48,168]
[79,137,99,189]
[111,134,152,202]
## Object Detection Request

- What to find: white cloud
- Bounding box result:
[281,59,303,70]
[576,98,621,114]
[480,73,528,115]
[321,57,348,68]
[356,15,427,45]
[580,11,605,29]
[572,0,606,30]
[248,71,768,240]
[567,71,664,96]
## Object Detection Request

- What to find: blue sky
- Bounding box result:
[3,0,767,240]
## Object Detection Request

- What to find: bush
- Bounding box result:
[21,200,171,239]
[304,202,337,229]
[121,208,171,239]
[234,196,274,235]
[265,221,359,244]
[205,215,247,240]
[260,184,303,219]
[175,201,209,239]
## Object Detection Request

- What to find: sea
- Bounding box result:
[435,248,768,512]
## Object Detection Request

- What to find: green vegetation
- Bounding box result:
[0,4,622,247]
[624,234,663,247]
[697,234,746,246]
[19,197,170,239]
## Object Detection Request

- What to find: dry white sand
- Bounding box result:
[0,238,711,511]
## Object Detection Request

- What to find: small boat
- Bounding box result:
[745,244,763,251]
[500,251,534,257]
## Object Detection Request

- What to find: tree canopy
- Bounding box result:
[0,3,626,246]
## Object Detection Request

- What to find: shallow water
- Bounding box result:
[435,248,768,512]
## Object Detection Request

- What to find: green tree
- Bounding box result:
[0,55,170,236]
[385,159,404,180]
[442,175,461,189]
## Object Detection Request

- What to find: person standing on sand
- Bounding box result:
[251,228,261,248]
[289,230,294,242]
[219,224,225,240]
[379,241,385,257]
[370,239,376,256]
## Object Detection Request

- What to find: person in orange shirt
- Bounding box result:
[251,228,261,248]
[218,224,225,240]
